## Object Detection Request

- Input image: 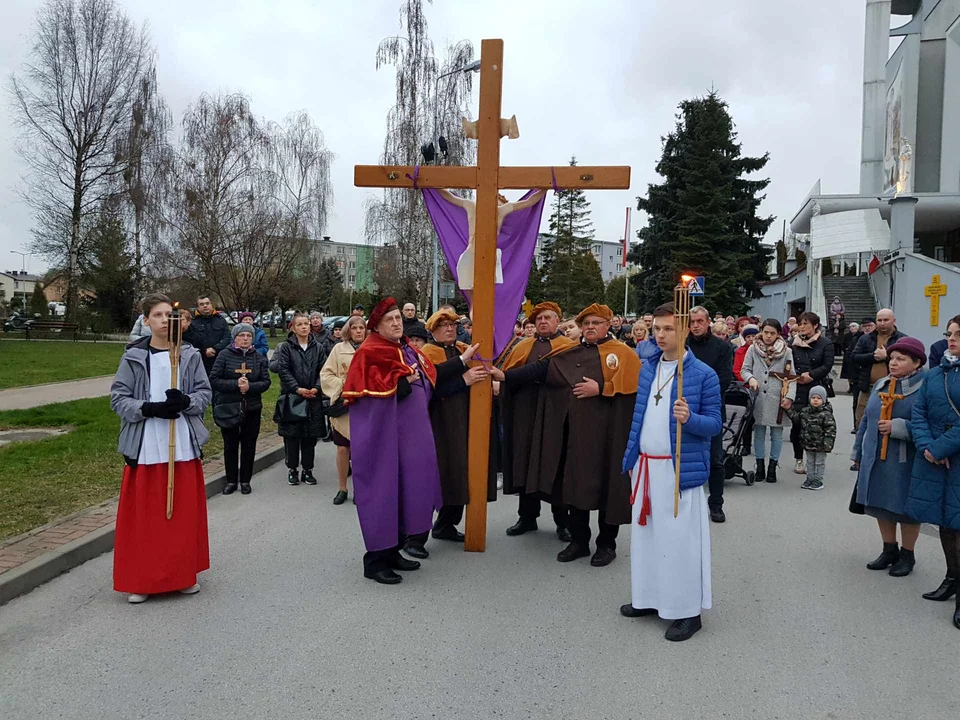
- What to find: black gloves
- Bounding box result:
[165,389,191,411]
[141,402,181,420]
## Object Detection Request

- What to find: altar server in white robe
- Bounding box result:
[619,302,721,642]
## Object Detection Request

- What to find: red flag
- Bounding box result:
[868,254,881,275]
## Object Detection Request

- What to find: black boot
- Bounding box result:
[922,576,958,602]
[888,548,916,577]
[867,542,899,570]
[755,459,766,482]
[767,460,779,484]
[954,596,960,630]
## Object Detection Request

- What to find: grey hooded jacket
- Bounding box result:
[110,337,212,463]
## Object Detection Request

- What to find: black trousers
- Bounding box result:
[568,508,619,550]
[708,433,725,510]
[406,505,464,546]
[363,538,405,575]
[518,492,569,529]
[850,386,861,428]
[222,413,262,485]
[284,436,317,470]
[790,408,805,460]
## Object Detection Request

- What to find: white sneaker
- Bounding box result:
[179,583,200,595]
[127,593,149,604]
[794,460,806,474]
[496,472,504,490]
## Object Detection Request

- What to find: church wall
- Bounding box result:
[885,37,921,195]
[749,268,808,323]
[941,17,960,191]
[809,210,891,259]
[892,252,960,348]
[916,39,946,191]
[921,0,960,39]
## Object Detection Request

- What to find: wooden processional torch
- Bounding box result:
[166,303,183,520]
[672,276,693,518]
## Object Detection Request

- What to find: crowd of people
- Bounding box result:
[108,290,960,638]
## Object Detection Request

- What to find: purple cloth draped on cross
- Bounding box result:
[421,188,547,357]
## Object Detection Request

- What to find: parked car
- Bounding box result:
[322,315,348,330]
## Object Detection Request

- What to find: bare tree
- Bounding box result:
[364,0,476,308]
[9,0,153,320]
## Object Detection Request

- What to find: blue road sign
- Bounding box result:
[687,276,705,296]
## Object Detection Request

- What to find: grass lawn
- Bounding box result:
[0,338,125,389]
[0,384,281,541]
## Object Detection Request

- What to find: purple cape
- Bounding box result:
[349,344,443,552]
[422,189,546,357]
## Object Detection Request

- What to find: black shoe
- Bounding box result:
[301,470,317,485]
[364,568,402,584]
[333,490,348,505]
[665,616,702,642]
[710,507,726,523]
[240,483,251,495]
[223,482,238,495]
[506,518,538,536]
[432,526,465,542]
[766,460,779,484]
[954,598,960,630]
[287,469,300,486]
[867,542,899,570]
[403,543,429,559]
[620,604,657,618]
[387,554,421,572]
[755,459,766,482]
[556,526,572,543]
[888,548,916,577]
[557,542,591,563]
[590,546,617,567]
[922,576,957,602]
[321,432,333,443]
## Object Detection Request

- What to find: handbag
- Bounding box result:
[326,396,348,418]
[849,480,865,515]
[274,393,309,423]
[213,401,245,429]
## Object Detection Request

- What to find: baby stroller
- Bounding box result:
[722,383,757,486]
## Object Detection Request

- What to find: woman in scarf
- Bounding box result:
[905,314,960,629]
[741,319,795,483]
[320,316,366,505]
[852,338,927,577]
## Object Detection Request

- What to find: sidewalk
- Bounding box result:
[0,375,114,411]
[0,434,286,605]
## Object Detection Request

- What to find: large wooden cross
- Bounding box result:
[355,39,631,552]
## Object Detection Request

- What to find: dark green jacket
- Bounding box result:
[786,401,837,453]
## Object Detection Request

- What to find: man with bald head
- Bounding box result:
[401,302,425,336]
[851,308,907,428]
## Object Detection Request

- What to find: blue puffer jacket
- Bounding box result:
[905,355,960,529]
[622,348,722,490]
[636,336,659,364]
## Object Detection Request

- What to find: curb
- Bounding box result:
[0,445,286,607]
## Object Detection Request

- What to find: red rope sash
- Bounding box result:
[629,453,673,526]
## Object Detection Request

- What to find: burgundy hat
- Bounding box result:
[886,337,926,366]
[367,297,398,331]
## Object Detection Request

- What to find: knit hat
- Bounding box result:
[232,322,255,339]
[333,318,346,330]
[861,316,875,325]
[238,311,256,324]
[406,325,430,341]
[886,337,927,366]
[809,385,828,403]
[742,324,760,338]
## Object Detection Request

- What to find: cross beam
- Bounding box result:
[354,38,631,552]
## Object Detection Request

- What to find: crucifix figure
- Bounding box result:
[355,39,631,551]
[769,362,801,425]
[878,378,905,461]
[925,274,947,327]
[234,362,252,379]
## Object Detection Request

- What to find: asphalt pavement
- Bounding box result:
[1,402,958,720]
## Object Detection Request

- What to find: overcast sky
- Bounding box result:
[0,0,869,275]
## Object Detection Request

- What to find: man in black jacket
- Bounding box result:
[401,303,426,335]
[851,308,906,428]
[184,295,231,376]
[686,305,733,523]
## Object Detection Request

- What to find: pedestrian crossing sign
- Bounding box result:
[686,276,705,296]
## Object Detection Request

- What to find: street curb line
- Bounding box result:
[0,445,286,607]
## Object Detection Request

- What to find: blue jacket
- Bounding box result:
[622,348,722,490]
[904,355,960,529]
[253,327,269,356]
[635,336,659,364]
[929,339,947,369]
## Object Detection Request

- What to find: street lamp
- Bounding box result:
[10,250,31,272]
[430,59,481,312]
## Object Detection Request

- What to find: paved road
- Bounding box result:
[0,375,115,411]
[1,405,957,720]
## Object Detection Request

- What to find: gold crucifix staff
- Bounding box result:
[673,276,693,518]
[166,303,183,520]
[769,361,800,425]
[879,378,905,460]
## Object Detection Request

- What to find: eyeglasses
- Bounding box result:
[435,321,456,329]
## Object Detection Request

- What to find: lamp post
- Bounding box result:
[429,59,481,312]
[10,250,31,272]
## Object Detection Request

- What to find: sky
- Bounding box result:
[0,0,870,275]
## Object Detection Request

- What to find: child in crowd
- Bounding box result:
[785,385,836,490]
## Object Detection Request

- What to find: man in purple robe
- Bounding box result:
[342,298,482,584]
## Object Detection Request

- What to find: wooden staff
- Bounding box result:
[879,377,904,461]
[166,304,183,520]
[673,277,692,518]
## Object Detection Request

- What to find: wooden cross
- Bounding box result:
[355,39,631,552]
[769,362,801,424]
[924,274,947,327]
[878,377,905,461]
[234,362,252,378]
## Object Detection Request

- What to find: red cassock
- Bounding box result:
[113,459,210,594]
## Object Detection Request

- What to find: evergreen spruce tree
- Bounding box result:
[84,212,136,330]
[315,257,344,313]
[633,92,773,314]
[30,283,48,317]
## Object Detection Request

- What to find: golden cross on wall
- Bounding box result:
[924,274,947,327]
